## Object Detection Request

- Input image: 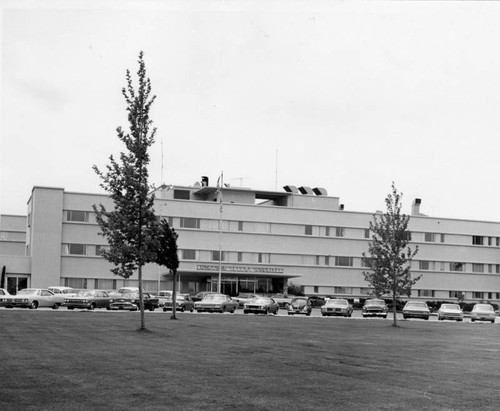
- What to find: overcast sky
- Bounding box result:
[2,0,500,222]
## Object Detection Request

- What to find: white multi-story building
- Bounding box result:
[1,180,500,303]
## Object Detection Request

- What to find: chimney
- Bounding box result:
[412,198,421,216]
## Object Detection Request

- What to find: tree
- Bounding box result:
[362,183,420,327]
[93,51,158,331]
[155,219,179,319]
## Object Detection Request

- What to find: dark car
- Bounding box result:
[243,296,279,315]
[109,292,159,311]
[402,301,430,320]
[163,294,195,312]
[65,290,111,310]
[362,299,388,318]
[307,296,326,308]
[287,297,312,316]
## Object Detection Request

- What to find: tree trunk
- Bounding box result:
[139,265,146,330]
[171,270,177,320]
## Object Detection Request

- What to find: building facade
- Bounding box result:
[1,181,500,303]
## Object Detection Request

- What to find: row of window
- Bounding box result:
[64,210,500,248]
[62,243,500,275]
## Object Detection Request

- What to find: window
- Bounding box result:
[364,229,370,239]
[472,291,483,299]
[238,221,244,232]
[496,265,500,274]
[488,237,493,246]
[313,286,319,293]
[335,256,353,267]
[450,262,464,272]
[315,256,320,265]
[212,251,226,261]
[361,257,372,268]
[440,234,445,243]
[182,249,196,260]
[237,252,243,262]
[305,225,313,235]
[66,210,89,222]
[173,190,190,200]
[424,233,435,242]
[472,236,484,245]
[419,261,430,270]
[325,227,330,237]
[180,218,200,229]
[497,238,500,247]
[258,253,270,264]
[335,227,344,237]
[472,263,484,273]
[334,287,352,294]
[67,244,86,255]
[418,290,434,297]
[449,291,464,299]
[325,256,330,266]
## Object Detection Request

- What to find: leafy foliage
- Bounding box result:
[93,51,158,279]
[362,183,420,326]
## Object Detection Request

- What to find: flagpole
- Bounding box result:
[218,171,223,293]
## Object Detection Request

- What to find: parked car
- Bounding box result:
[273,293,296,308]
[47,286,78,299]
[243,296,279,315]
[321,299,353,317]
[233,293,260,308]
[3,288,65,309]
[287,297,312,316]
[65,290,111,310]
[108,287,139,298]
[307,296,326,307]
[157,290,173,307]
[362,299,388,318]
[0,288,12,307]
[437,303,464,321]
[402,301,430,320]
[194,293,238,313]
[192,291,218,302]
[470,303,496,323]
[109,292,159,311]
[163,294,195,312]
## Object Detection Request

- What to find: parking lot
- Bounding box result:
[2,305,496,324]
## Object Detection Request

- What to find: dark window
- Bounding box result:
[68,244,86,255]
[425,233,435,242]
[450,262,464,272]
[173,190,190,200]
[335,256,353,267]
[182,249,196,260]
[180,218,200,229]
[419,261,430,270]
[305,225,313,235]
[472,236,484,245]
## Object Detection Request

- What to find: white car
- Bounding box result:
[3,288,65,309]
[157,290,173,307]
[47,286,78,298]
[402,301,431,320]
[0,288,13,307]
[437,303,463,321]
[470,304,496,323]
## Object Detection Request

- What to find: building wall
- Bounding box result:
[3,184,500,302]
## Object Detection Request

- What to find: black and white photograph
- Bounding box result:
[1,0,500,409]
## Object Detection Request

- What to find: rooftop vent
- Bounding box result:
[313,187,328,196]
[283,185,299,193]
[201,176,209,187]
[298,186,314,195]
[339,204,344,211]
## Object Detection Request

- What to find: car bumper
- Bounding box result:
[362,311,387,317]
[109,303,138,311]
[403,312,430,319]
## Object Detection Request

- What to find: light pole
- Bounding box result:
[217,171,224,293]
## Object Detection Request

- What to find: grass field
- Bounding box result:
[1,310,499,410]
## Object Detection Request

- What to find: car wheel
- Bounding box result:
[306,313,311,316]
[163,307,167,312]
[266,308,270,315]
[30,301,38,309]
[383,315,387,319]
[288,313,293,315]
[149,306,155,311]
[189,307,194,313]
[68,307,74,310]
[403,315,407,320]
[52,303,60,310]
[180,306,185,312]
[88,303,96,311]
[243,310,248,314]
[425,317,429,320]
[471,319,475,322]
[491,320,495,324]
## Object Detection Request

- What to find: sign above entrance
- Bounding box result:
[196,264,284,275]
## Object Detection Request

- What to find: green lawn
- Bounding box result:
[0,310,498,410]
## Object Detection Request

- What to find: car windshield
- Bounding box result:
[441,304,460,310]
[202,294,225,301]
[365,300,385,307]
[250,297,270,304]
[406,302,428,309]
[326,300,348,307]
[17,289,38,295]
[474,304,494,312]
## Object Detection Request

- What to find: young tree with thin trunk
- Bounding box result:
[362,183,420,327]
[93,52,158,331]
[155,219,179,319]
